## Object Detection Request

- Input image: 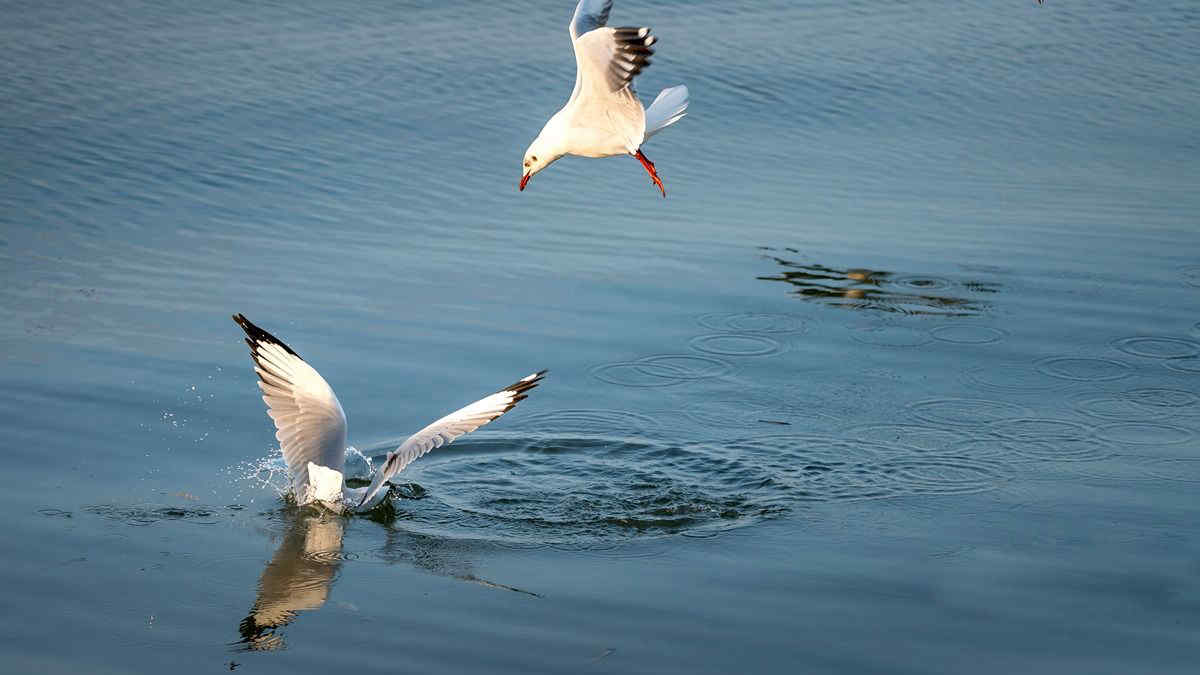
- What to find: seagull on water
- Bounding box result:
[233,314,546,513]
[520,0,690,197]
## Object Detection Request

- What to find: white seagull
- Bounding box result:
[520,0,690,197]
[233,314,546,513]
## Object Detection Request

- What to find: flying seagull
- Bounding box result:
[233,314,546,513]
[520,0,690,197]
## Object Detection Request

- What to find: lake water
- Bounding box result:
[3,1,1199,672]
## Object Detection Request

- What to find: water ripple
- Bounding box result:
[1179,265,1200,288]
[1164,357,1200,375]
[989,418,1095,441]
[403,436,788,545]
[590,354,734,388]
[1036,356,1134,382]
[390,429,1021,546]
[1146,458,1200,483]
[1094,422,1197,446]
[1122,387,1200,409]
[696,312,811,334]
[688,333,786,357]
[507,409,660,437]
[848,321,933,347]
[931,324,1008,345]
[951,435,1114,463]
[908,398,1031,427]
[1068,393,1174,421]
[83,504,228,526]
[870,456,1013,496]
[1111,336,1200,360]
[840,423,972,452]
[963,361,1065,394]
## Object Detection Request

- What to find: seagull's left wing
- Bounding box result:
[356,370,547,508]
[233,314,347,499]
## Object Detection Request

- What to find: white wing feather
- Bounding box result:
[234,314,347,500]
[357,371,547,508]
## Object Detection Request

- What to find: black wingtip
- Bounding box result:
[609,26,656,88]
[231,314,300,357]
[497,370,547,412]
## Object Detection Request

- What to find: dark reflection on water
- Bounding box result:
[234,503,538,653]
[756,247,999,316]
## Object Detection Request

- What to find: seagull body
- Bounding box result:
[233,314,546,514]
[521,0,689,197]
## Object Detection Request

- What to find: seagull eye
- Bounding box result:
[531,155,538,162]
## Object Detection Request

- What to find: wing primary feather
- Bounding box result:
[607,26,656,90]
[233,313,301,358]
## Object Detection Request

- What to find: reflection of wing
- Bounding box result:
[380,527,541,598]
[357,371,546,508]
[234,314,347,499]
[236,514,345,651]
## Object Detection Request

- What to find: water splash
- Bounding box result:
[224,451,291,502]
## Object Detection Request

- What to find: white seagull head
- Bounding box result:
[520,125,565,191]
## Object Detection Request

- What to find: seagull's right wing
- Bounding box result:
[569,0,613,41]
[356,371,547,508]
[233,314,347,499]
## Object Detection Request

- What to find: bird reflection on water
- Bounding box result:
[236,511,345,651]
[756,247,1000,317]
[234,503,537,652]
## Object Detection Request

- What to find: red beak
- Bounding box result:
[519,173,531,191]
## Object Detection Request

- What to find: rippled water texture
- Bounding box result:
[3,1,1200,673]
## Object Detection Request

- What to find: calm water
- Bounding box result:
[3,1,1200,672]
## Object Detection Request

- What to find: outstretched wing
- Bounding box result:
[233,314,347,499]
[569,0,613,41]
[357,370,547,508]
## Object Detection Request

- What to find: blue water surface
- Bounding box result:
[2,1,1199,673]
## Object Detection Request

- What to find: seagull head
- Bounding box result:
[519,124,564,191]
[520,145,552,191]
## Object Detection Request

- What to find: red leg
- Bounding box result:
[634,149,666,198]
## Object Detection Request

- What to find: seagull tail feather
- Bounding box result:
[644,85,689,140]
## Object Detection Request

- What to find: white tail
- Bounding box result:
[644,85,689,140]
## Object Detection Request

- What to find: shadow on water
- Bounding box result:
[755,247,1000,317]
